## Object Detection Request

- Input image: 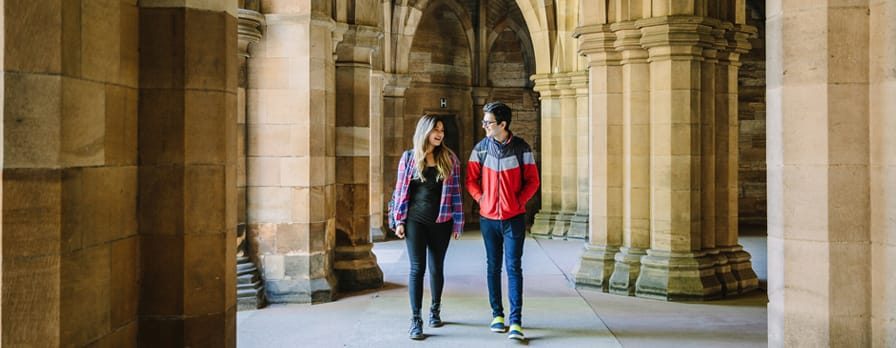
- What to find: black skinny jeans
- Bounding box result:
[405,219,452,317]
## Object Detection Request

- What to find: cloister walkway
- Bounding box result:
[238,232,767,347]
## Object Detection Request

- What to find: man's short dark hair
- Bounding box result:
[483,101,512,131]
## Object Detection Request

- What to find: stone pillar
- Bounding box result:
[767,1,875,346]
[369,71,386,242]
[529,75,559,238]
[472,87,491,149]
[333,25,384,291]
[870,1,896,346]
[138,2,238,346]
[634,17,721,301]
[567,72,591,239]
[236,8,263,255]
[247,8,339,304]
[716,23,758,295]
[470,86,491,227]
[696,21,727,296]
[550,74,576,238]
[383,73,412,233]
[573,24,623,291]
[608,22,650,296]
[3,1,142,345]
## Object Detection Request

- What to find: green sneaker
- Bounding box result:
[490,316,507,333]
[508,324,525,340]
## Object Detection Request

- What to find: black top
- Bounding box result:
[408,166,443,224]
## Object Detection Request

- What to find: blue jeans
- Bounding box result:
[480,214,525,325]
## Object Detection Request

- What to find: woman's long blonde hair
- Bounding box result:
[412,115,454,182]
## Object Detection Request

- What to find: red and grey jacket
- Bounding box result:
[466,134,540,220]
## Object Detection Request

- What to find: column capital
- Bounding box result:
[636,16,715,61]
[238,9,265,58]
[610,21,649,64]
[531,73,570,98]
[335,24,383,65]
[472,87,492,105]
[568,70,589,94]
[329,21,350,59]
[574,24,622,67]
[383,73,412,97]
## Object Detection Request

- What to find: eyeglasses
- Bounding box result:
[481,120,497,126]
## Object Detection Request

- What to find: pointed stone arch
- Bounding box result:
[513,0,554,74]
[393,0,476,74]
[487,14,536,80]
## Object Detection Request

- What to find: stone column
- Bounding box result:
[333,25,384,291]
[573,24,623,291]
[550,74,577,238]
[529,75,559,238]
[138,2,239,346]
[237,8,263,255]
[369,71,386,241]
[247,9,340,304]
[383,77,412,181]
[567,71,591,239]
[634,17,721,301]
[870,1,896,346]
[608,22,650,296]
[470,86,491,227]
[696,21,725,295]
[383,73,412,235]
[767,1,875,346]
[235,5,266,312]
[3,1,143,345]
[472,87,491,148]
[716,24,758,295]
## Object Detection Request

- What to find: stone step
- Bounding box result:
[238,281,262,291]
[237,262,255,272]
[235,254,266,311]
[237,287,262,298]
[237,266,257,277]
[237,273,257,285]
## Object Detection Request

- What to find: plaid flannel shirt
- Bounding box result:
[390,150,465,235]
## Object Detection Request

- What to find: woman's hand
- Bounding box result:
[453,232,460,240]
[395,225,406,239]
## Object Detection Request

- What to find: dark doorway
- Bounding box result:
[426,113,461,157]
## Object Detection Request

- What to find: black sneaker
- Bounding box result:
[409,317,424,340]
[429,303,443,327]
[508,324,525,341]
[490,316,507,333]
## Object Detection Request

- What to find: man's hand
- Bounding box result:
[395,225,406,239]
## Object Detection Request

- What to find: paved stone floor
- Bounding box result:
[238,232,767,347]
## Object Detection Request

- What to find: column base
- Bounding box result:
[550,213,573,238]
[708,249,739,296]
[722,245,759,294]
[635,249,722,301]
[266,274,337,304]
[530,211,556,238]
[574,244,620,292]
[609,247,648,296]
[567,213,589,239]
[370,227,386,242]
[334,244,384,292]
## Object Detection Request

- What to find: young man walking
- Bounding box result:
[466,101,540,341]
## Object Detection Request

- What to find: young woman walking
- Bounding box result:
[389,115,464,340]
